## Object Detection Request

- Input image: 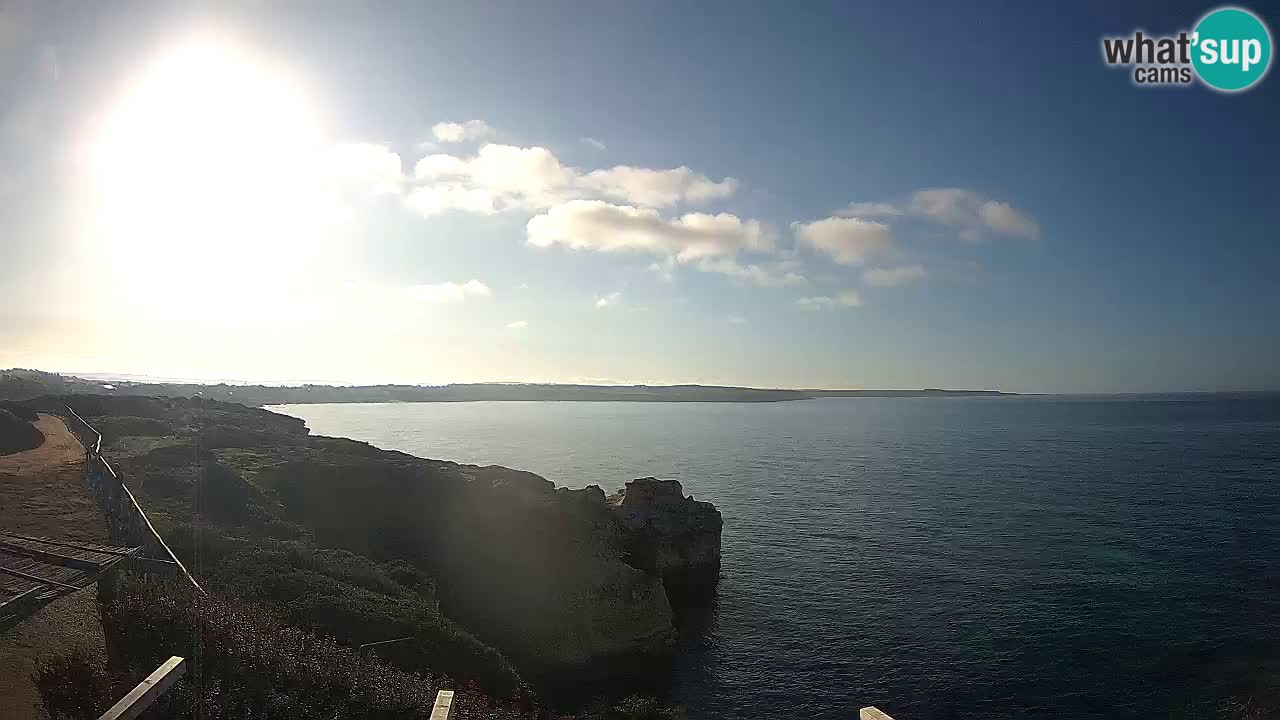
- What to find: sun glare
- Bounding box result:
[83,35,328,302]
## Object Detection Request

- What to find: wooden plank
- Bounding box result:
[1,554,83,583]
[0,586,42,612]
[0,538,108,571]
[97,656,185,720]
[430,689,455,720]
[0,563,83,591]
[860,707,895,720]
[0,586,57,633]
[2,537,123,566]
[0,530,140,557]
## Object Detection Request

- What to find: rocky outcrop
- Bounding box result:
[608,477,722,605]
[424,468,678,667]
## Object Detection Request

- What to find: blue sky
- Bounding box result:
[1,0,1276,392]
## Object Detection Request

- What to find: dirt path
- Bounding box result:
[0,414,110,720]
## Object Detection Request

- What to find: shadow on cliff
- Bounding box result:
[522,585,722,711]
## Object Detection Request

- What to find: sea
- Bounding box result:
[268,394,1280,720]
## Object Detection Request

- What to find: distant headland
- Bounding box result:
[0,368,1017,407]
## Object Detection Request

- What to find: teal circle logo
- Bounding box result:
[1192,7,1272,92]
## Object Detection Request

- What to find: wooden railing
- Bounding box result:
[92,656,455,720]
[63,406,203,593]
[96,656,186,720]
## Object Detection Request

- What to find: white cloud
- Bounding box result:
[796,290,862,309]
[505,320,529,329]
[908,188,983,226]
[727,314,747,325]
[838,201,902,218]
[407,144,738,216]
[581,137,607,151]
[527,200,772,262]
[580,165,737,208]
[404,183,497,215]
[978,201,1040,239]
[864,264,927,287]
[406,279,492,303]
[695,257,807,287]
[792,217,893,266]
[431,120,493,143]
[461,279,491,296]
[396,132,1035,298]
[411,144,575,214]
[526,199,796,287]
[908,188,1039,239]
[595,291,623,308]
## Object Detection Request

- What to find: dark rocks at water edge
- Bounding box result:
[14,393,721,677]
[609,478,723,602]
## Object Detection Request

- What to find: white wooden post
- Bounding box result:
[430,689,455,720]
[97,656,186,720]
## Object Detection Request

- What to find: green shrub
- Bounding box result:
[91,573,551,720]
[0,399,38,422]
[34,648,113,720]
[150,527,521,698]
[87,415,171,441]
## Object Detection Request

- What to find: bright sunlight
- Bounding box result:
[82,35,327,288]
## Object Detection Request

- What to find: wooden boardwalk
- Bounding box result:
[0,530,139,633]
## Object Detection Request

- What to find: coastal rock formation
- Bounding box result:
[608,477,723,603]
[29,395,696,673]
[421,466,678,666]
[212,444,682,669]
[19,394,724,682]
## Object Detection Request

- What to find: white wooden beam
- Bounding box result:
[430,689,455,720]
[97,656,186,720]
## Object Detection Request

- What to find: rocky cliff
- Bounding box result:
[608,478,723,605]
[22,394,721,677]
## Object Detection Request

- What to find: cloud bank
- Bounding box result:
[320,120,1040,307]
[406,279,491,303]
[835,188,1040,241]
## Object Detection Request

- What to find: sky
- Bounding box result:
[1,0,1277,393]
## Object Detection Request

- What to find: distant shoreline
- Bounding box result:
[2,368,1018,406]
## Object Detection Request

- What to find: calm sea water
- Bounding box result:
[269,396,1280,720]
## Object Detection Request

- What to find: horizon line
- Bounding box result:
[6,368,1280,397]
